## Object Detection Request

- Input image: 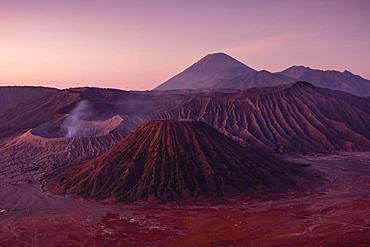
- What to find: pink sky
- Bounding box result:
[0,0,369,90]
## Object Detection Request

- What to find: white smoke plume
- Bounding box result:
[63,100,92,137]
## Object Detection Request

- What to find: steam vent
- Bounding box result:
[49,120,308,202]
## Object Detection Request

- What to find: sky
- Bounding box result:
[0,0,369,90]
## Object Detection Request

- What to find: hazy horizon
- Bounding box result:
[1,0,369,90]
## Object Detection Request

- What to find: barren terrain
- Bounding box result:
[1,153,369,246]
[1,83,370,246]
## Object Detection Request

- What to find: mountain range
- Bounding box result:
[1,53,370,178]
[1,52,370,205]
[154,82,370,153]
[155,53,370,96]
[1,82,369,156]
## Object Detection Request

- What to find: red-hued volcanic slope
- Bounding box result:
[48,120,309,202]
[154,82,370,153]
[2,82,369,155]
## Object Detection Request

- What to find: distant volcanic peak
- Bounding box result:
[198,52,247,66]
[201,52,237,61]
[154,51,370,95]
[51,119,307,202]
[204,52,230,57]
[201,52,233,61]
[154,52,256,90]
[192,52,256,73]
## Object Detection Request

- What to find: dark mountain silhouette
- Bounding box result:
[47,120,309,202]
[155,53,256,90]
[278,66,370,96]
